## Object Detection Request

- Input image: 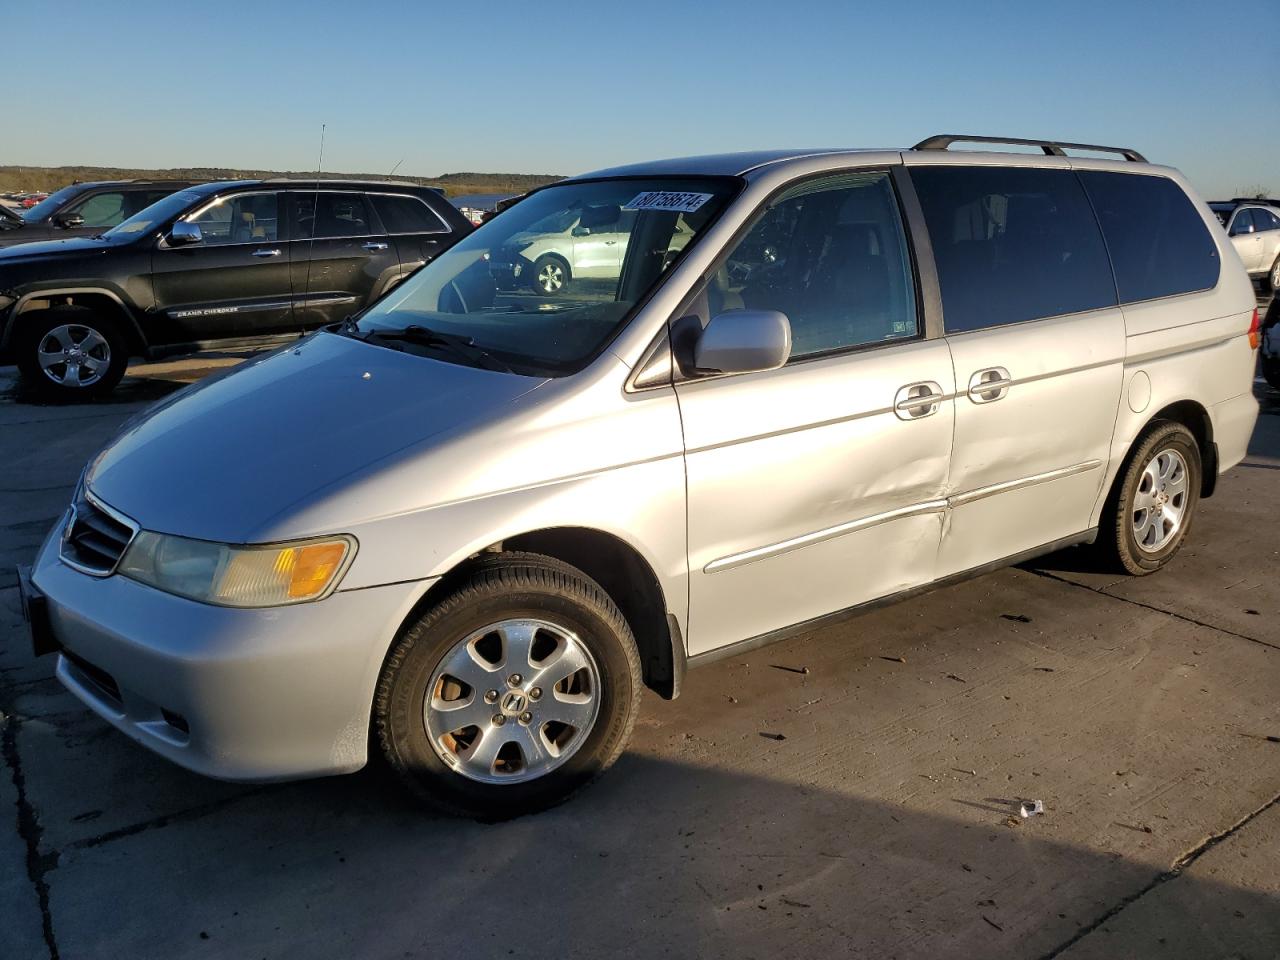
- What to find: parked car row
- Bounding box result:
[17,136,1261,818]
[0,179,473,396]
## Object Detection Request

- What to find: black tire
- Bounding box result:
[15,306,128,399]
[530,254,570,295]
[1264,353,1280,392]
[1098,421,1202,576]
[374,552,642,819]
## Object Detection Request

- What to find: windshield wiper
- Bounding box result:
[363,323,515,373]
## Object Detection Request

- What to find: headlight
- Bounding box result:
[118,532,355,607]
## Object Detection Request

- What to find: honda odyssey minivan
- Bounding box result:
[20,136,1260,818]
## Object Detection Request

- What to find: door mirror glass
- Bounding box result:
[169,220,204,246]
[694,310,792,375]
[54,213,85,229]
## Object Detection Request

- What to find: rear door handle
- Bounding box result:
[967,367,1012,403]
[362,241,390,252]
[894,381,945,420]
[251,248,282,258]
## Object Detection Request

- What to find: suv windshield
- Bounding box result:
[18,185,86,223]
[103,190,206,239]
[355,177,737,375]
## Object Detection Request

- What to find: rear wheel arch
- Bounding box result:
[1145,400,1215,498]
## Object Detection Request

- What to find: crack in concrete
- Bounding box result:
[1035,790,1280,960]
[66,787,271,852]
[1029,568,1280,653]
[2,714,59,960]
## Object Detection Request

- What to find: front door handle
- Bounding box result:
[362,241,390,252]
[251,248,282,258]
[894,381,945,420]
[967,367,1012,403]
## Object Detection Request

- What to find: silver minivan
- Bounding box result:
[21,136,1261,817]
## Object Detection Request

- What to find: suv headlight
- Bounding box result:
[118,532,355,607]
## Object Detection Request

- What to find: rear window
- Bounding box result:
[1077,171,1219,303]
[370,193,449,235]
[910,166,1117,333]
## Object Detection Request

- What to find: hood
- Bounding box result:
[86,332,547,542]
[0,236,121,261]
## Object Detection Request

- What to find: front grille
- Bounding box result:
[60,495,136,575]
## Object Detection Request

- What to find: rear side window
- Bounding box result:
[911,166,1116,333]
[1255,209,1280,232]
[1078,171,1219,303]
[292,192,374,239]
[370,194,449,234]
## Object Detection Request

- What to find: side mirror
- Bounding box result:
[55,213,85,229]
[693,310,792,375]
[571,226,591,237]
[169,221,203,246]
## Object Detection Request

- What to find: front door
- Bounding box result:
[149,190,293,343]
[677,169,954,656]
[907,163,1125,576]
[285,191,401,328]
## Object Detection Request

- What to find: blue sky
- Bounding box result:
[6,0,1277,197]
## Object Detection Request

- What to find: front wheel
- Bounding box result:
[15,307,128,399]
[374,552,642,819]
[1100,421,1202,575]
[1270,255,1280,292]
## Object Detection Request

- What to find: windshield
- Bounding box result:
[18,185,85,223]
[355,176,738,375]
[103,189,205,239]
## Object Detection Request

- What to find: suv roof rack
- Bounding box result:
[912,135,1147,164]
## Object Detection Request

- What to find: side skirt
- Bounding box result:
[687,528,1097,669]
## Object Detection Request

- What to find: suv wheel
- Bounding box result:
[531,255,570,295]
[1270,255,1280,292]
[374,552,642,819]
[16,307,128,399]
[1100,421,1201,575]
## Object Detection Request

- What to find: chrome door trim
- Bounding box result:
[702,459,1104,574]
[291,294,360,308]
[947,459,1103,507]
[703,499,948,573]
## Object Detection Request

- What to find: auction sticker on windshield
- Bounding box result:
[623,191,713,213]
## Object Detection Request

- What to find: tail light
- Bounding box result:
[1248,308,1260,350]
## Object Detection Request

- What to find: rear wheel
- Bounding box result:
[15,307,128,399]
[374,552,642,819]
[1099,421,1201,575]
[531,255,569,295]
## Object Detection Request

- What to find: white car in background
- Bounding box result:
[1210,200,1280,289]
[492,205,693,294]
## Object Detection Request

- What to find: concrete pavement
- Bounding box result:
[2,347,1278,960]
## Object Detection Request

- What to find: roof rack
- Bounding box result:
[913,135,1147,164]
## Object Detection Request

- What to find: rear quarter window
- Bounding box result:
[370,194,450,235]
[1077,171,1219,303]
[910,165,1117,333]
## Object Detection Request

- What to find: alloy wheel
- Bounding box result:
[424,618,601,784]
[1131,448,1188,553]
[537,262,566,294]
[37,323,111,387]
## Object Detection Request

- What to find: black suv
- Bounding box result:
[0,179,472,396]
[0,180,197,248]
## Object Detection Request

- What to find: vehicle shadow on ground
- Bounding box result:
[32,749,1279,960]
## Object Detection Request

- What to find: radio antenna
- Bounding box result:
[388,156,405,177]
[302,122,326,318]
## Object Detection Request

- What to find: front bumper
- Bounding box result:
[31,517,436,782]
